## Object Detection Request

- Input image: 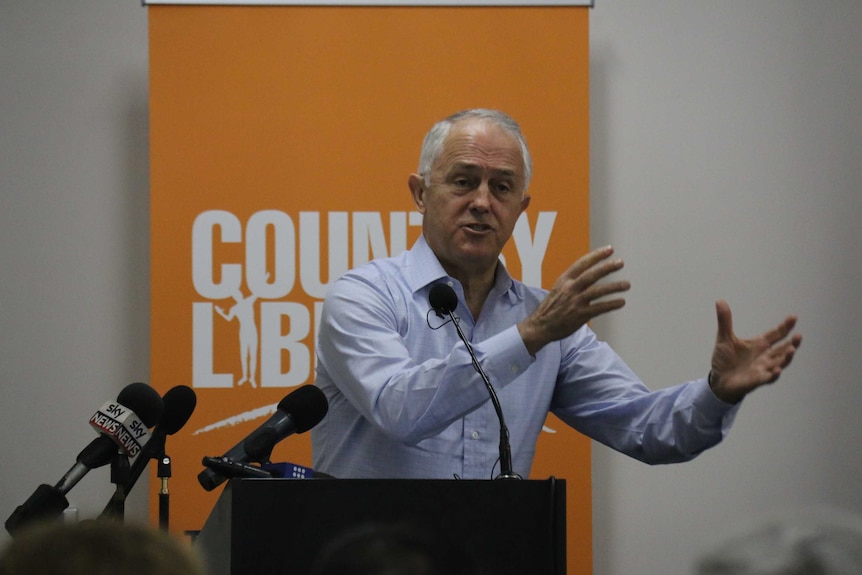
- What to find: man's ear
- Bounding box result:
[408,173,427,214]
[519,194,532,214]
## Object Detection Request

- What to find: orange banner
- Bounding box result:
[149,5,591,572]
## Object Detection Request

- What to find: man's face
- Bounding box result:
[409,118,531,278]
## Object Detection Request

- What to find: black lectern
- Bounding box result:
[196,478,566,575]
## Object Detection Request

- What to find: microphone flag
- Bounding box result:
[88,400,152,459]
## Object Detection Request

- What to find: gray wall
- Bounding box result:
[1,2,860,574]
[589,2,862,573]
[1,0,152,536]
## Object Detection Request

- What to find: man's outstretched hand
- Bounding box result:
[709,300,802,404]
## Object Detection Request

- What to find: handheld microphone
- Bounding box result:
[197,385,329,491]
[429,283,521,480]
[59,382,164,493]
[5,383,164,535]
[87,394,156,459]
[201,458,334,481]
[202,456,273,480]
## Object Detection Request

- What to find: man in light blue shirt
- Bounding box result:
[311,109,801,480]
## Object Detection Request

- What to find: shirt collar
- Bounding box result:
[406,234,449,293]
[406,234,522,305]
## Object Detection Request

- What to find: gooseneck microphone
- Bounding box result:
[5,382,165,536]
[429,283,521,480]
[198,384,328,491]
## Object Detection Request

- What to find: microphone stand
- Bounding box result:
[103,451,130,521]
[158,454,171,531]
[443,310,521,480]
[99,431,165,521]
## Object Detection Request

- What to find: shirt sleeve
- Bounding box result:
[550,327,740,464]
[316,271,533,445]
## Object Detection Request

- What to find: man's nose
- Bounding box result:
[469,183,492,210]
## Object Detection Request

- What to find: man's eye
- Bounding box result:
[453,178,471,188]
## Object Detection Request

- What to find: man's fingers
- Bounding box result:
[561,254,625,300]
[584,297,627,321]
[564,245,618,283]
[715,300,734,341]
[554,247,627,306]
[762,315,799,346]
[577,258,626,291]
[583,280,631,303]
[768,338,800,368]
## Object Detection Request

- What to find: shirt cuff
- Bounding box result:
[692,376,741,428]
[481,325,535,387]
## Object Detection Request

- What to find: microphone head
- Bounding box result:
[116,382,164,428]
[429,283,458,315]
[277,385,329,434]
[158,385,197,435]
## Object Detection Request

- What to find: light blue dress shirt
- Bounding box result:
[311,235,739,479]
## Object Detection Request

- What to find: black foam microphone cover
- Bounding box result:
[278,385,329,433]
[117,382,165,428]
[158,385,197,435]
[429,283,458,315]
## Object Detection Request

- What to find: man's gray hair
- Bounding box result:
[417,109,533,193]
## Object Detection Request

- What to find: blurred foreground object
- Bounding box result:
[0,519,205,575]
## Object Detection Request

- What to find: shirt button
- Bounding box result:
[510,364,519,374]
[471,431,480,440]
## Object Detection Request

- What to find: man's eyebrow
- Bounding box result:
[492,168,517,179]
[448,162,517,178]
[448,161,481,173]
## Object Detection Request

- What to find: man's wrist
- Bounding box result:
[708,370,719,389]
[517,321,544,357]
[708,369,744,404]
